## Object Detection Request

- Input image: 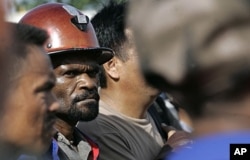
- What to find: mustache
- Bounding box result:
[72,90,100,104]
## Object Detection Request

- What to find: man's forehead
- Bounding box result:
[57,62,99,69]
[56,59,99,67]
[50,54,100,67]
[16,68,55,88]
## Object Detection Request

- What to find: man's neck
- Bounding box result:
[55,118,76,141]
[100,88,157,119]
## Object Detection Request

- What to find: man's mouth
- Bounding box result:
[75,98,98,106]
[73,93,100,104]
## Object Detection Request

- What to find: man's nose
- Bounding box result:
[48,93,60,112]
[76,74,98,90]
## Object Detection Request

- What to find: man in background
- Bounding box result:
[78,2,190,160]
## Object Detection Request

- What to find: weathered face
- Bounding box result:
[2,46,59,155]
[52,55,100,123]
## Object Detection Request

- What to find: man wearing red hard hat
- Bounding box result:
[19,2,114,160]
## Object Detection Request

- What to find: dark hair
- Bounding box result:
[7,22,49,81]
[91,1,128,61]
[14,22,48,46]
[91,0,128,87]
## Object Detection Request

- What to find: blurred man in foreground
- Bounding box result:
[0,22,59,159]
[129,0,250,159]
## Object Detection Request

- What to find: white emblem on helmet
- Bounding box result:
[62,5,87,24]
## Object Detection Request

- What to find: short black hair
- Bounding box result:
[14,22,48,46]
[7,22,49,81]
[91,1,128,87]
[91,0,128,62]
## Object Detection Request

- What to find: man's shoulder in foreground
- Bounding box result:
[168,131,250,160]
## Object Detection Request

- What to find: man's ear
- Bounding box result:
[103,57,120,80]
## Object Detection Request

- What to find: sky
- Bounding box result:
[4,0,98,22]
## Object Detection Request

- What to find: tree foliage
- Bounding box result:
[14,0,122,11]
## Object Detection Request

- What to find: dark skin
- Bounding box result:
[0,46,59,159]
[51,54,100,142]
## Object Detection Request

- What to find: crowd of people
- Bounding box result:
[0,0,249,160]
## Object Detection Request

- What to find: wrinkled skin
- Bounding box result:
[52,55,100,124]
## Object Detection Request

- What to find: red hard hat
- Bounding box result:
[19,3,114,64]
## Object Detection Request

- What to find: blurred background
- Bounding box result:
[5,0,123,22]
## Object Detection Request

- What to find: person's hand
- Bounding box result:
[161,123,192,150]
[161,123,176,139]
[154,124,192,160]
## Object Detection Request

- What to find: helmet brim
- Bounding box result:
[48,47,114,65]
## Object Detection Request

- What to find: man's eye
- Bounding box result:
[64,71,78,77]
[36,82,55,93]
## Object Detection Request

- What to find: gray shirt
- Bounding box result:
[56,128,92,160]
